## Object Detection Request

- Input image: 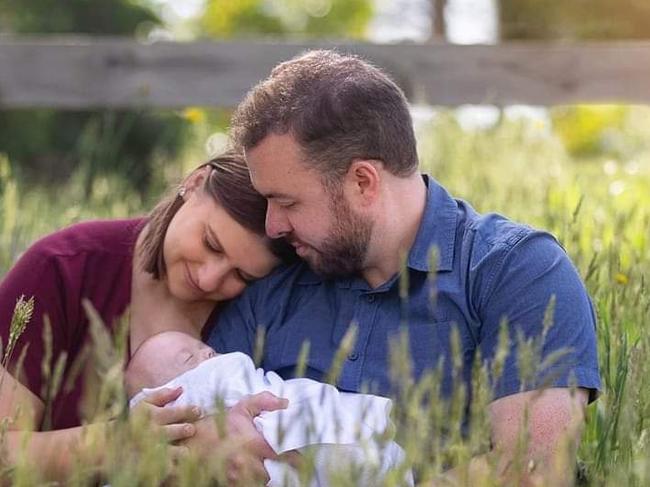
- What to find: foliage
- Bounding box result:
[0,295,34,371]
[0,0,189,193]
[198,0,373,39]
[0,0,158,34]
[550,106,628,158]
[499,0,650,40]
[422,108,650,484]
[0,109,190,194]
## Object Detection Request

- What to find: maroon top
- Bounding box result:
[0,218,145,429]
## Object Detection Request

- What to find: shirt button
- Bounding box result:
[348,351,359,361]
[366,294,375,303]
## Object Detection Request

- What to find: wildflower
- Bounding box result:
[614,272,629,285]
[181,107,206,124]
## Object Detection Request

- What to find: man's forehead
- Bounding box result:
[245,132,305,166]
[249,166,324,201]
[247,157,306,193]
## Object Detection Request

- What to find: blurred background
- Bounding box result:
[1,0,649,199]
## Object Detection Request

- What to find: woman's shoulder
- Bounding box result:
[28,217,147,260]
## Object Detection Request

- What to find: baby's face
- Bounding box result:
[140,331,219,385]
[126,331,220,397]
[162,332,218,377]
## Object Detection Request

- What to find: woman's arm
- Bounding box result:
[1,362,82,481]
[1,364,201,482]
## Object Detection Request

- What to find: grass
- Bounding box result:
[1,106,650,485]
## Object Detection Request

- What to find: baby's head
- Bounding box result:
[125,330,217,398]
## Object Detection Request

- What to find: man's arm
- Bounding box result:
[426,226,599,486]
[423,387,588,487]
[474,228,598,479]
[489,387,587,486]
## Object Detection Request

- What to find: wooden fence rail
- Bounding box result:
[1,36,650,108]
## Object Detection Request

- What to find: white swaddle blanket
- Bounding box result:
[130,352,412,486]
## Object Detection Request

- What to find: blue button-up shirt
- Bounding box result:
[208,176,600,401]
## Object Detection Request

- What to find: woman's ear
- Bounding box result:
[182,165,212,197]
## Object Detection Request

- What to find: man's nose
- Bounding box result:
[265,203,291,239]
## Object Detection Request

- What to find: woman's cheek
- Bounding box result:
[222,279,247,300]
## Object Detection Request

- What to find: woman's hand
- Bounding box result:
[131,386,202,443]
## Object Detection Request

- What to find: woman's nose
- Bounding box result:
[197,258,229,293]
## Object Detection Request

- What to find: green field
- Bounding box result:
[1,106,649,485]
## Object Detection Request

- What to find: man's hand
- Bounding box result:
[183,391,289,485]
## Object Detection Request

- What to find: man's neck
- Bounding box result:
[362,174,427,288]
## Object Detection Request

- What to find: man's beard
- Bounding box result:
[304,193,372,279]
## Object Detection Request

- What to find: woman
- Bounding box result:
[0,150,292,481]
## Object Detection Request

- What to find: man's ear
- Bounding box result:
[345,159,382,206]
[182,165,211,197]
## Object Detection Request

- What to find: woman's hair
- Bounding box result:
[139,150,294,279]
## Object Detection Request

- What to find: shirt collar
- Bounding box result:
[297,173,458,284]
[407,175,457,272]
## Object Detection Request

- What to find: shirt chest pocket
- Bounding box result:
[263,320,340,382]
[400,320,475,396]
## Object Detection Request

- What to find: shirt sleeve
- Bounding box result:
[473,230,601,401]
[0,243,78,401]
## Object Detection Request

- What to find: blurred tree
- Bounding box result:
[429,0,447,41]
[0,0,157,34]
[194,0,373,162]
[499,0,650,40]
[0,0,189,194]
[198,0,372,39]
[199,0,285,36]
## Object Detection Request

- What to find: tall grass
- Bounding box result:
[1,107,649,485]
[420,107,650,485]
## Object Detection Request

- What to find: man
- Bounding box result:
[208,50,600,484]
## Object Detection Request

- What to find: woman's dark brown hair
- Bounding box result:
[139,150,293,279]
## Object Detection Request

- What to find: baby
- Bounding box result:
[125,331,412,487]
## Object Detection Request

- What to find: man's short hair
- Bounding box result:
[231,49,419,184]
